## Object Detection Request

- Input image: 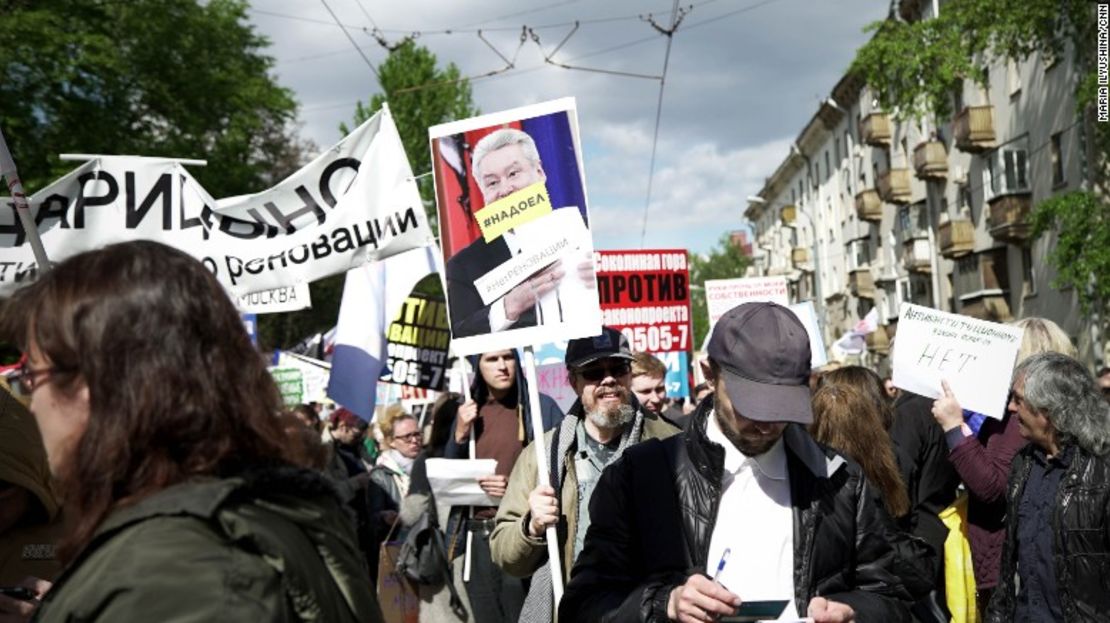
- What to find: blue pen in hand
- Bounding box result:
[711,547,730,582]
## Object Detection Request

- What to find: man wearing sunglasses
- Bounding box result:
[490,327,679,622]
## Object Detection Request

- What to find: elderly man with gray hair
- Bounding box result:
[445,128,594,338]
[979,352,1110,622]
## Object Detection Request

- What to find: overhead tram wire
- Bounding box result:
[639,0,687,248]
[318,0,382,85]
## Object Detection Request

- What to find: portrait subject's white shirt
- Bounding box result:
[704,411,799,620]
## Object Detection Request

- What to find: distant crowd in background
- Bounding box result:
[2,241,1109,622]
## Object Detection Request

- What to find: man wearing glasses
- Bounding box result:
[490,327,679,622]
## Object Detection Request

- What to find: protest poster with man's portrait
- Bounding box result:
[429,98,602,356]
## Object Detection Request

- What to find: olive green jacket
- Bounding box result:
[32,468,383,623]
[489,406,678,583]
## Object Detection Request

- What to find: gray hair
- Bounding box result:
[1015,352,1110,456]
[470,128,542,180]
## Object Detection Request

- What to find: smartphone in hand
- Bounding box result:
[0,586,37,602]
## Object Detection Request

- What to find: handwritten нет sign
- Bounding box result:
[892,303,1023,420]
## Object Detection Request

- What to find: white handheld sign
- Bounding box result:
[892,304,1023,420]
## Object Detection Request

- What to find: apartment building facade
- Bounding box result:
[745,0,1102,369]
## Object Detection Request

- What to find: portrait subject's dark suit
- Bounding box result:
[446,235,537,338]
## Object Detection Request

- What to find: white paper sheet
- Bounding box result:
[426,458,500,507]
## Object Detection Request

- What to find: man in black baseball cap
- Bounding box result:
[489,327,678,621]
[563,303,912,623]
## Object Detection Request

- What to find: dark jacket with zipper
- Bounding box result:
[985,443,1110,623]
[560,400,912,622]
[32,467,383,623]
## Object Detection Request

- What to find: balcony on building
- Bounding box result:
[877,168,912,204]
[780,204,797,226]
[902,237,932,273]
[791,247,810,269]
[913,140,948,180]
[987,195,1032,243]
[939,217,975,258]
[955,249,1012,322]
[860,112,892,147]
[954,105,995,153]
[865,326,890,354]
[848,267,876,299]
[855,188,883,221]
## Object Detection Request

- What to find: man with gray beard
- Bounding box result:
[490,327,679,622]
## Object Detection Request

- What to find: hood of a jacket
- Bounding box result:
[466,350,540,442]
[0,384,60,523]
[466,350,530,407]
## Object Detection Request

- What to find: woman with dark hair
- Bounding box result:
[810,384,938,605]
[2,241,381,623]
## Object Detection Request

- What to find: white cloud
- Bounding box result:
[581,122,789,251]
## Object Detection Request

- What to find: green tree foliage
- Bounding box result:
[689,233,753,349]
[262,42,473,351]
[1031,191,1110,316]
[342,39,479,226]
[0,0,304,198]
[851,0,1090,121]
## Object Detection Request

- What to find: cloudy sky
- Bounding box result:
[247,0,888,254]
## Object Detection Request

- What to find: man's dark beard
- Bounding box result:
[714,408,781,457]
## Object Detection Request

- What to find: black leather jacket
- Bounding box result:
[986,444,1110,622]
[560,400,912,622]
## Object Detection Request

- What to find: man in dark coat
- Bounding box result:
[561,302,911,622]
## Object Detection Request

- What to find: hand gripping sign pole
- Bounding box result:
[0,128,51,271]
[522,345,564,608]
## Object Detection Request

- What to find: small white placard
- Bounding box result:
[425,458,500,507]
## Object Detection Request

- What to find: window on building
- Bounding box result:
[1007,60,1021,97]
[835,137,841,164]
[1051,132,1065,187]
[952,85,965,115]
[910,274,932,306]
[824,151,831,179]
[958,183,972,215]
[847,238,872,270]
[1021,246,1036,297]
[899,203,929,238]
[987,138,1031,198]
[979,66,990,104]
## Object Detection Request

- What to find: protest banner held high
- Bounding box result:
[429,98,602,358]
[595,249,693,397]
[381,293,451,391]
[0,106,433,300]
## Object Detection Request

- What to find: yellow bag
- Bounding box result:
[939,493,979,623]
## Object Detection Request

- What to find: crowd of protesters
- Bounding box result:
[1,240,1109,623]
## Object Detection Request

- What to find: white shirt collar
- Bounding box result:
[705,408,788,481]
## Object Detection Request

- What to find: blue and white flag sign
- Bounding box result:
[327,245,441,420]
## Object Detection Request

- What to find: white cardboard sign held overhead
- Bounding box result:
[892,303,1023,420]
[704,276,788,328]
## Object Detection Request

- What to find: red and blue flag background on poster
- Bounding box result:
[595,249,692,397]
